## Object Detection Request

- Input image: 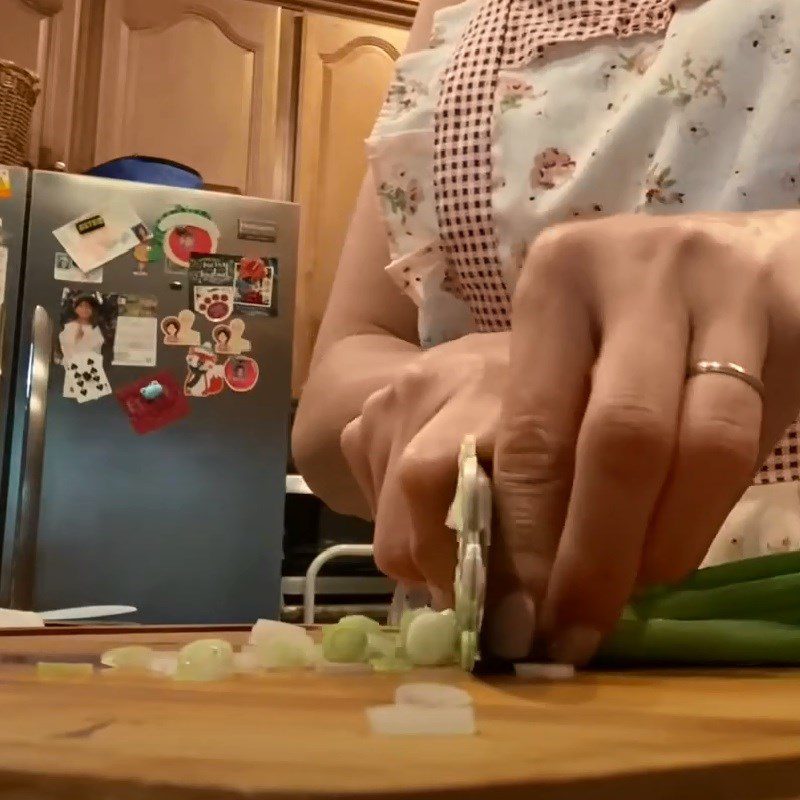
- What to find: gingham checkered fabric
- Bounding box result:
[503,0,679,69]
[433,0,516,331]
[756,429,800,484]
[432,0,679,330]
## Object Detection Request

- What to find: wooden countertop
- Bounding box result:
[3,626,800,799]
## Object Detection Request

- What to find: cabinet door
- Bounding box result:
[95,0,281,196]
[0,0,82,167]
[292,13,407,395]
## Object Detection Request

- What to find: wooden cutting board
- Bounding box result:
[3,627,800,799]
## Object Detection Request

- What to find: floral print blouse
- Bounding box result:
[366,0,800,560]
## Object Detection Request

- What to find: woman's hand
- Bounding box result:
[340,332,508,610]
[493,211,800,664]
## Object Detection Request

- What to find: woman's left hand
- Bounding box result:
[492,211,800,665]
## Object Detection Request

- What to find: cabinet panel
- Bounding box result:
[293,13,407,395]
[0,0,82,167]
[95,0,281,196]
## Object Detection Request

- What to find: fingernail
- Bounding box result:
[547,627,601,666]
[485,590,536,660]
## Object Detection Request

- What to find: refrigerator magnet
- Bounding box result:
[212,324,232,355]
[115,371,190,434]
[193,286,233,322]
[133,242,151,276]
[113,294,159,367]
[218,318,250,354]
[56,289,118,369]
[152,207,220,269]
[0,168,11,199]
[233,256,277,316]
[65,354,112,403]
[54,252,103,284]
[188,253,237,287]
[161,310,200,346]
[184,344,225,398]
[223,356,259,393]
[212,320,249,355]
[53,200,150,273]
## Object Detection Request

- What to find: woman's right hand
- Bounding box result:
[340,332,509,611]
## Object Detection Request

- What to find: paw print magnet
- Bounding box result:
[193,286,234,322]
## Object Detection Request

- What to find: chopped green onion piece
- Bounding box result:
[395,682,472,707]
[405,609,457,666]
[366,632,399,660]
[37,662,93,680]
[399,606,433,649]
[366,704,476,736]
[336,615,381,635]
[101,646,154,670]
[175,639,234,682]
[322,626,368,663]
[251,637,316,669]
[249,619,310,647]
[370,656,413,672]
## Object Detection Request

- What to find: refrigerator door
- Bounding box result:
[0,166,29,572]
[1,171,298,622]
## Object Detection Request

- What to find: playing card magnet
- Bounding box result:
[161,310,200,346]
[184,344,225,398]
[64,354,112,403]
[116,371,190,434]
[194,286,233,322]
[223,356,259,392]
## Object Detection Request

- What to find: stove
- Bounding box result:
[282,403,393,623]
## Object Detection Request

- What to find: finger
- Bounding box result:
[340,416,376,515]
[399,391,500,609]
[491,238,595,659]
[541,300,688,665]
[372,456,427,586]
[357,385,396,501]
[641,308,767,585]
[370,365,458,589]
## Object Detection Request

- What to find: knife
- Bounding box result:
[450,435,492,671]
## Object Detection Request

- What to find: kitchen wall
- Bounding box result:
[0,0,412,394]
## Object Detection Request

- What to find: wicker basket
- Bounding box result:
[0,60,41,166]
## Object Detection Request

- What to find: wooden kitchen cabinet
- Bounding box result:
[0,0,83,168]
[93,0,284,197]
[292,12,407,395]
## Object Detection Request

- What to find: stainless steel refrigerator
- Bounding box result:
[0,168,298,623]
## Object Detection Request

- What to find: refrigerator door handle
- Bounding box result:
[0,301,5,377]
[9,305,53,609]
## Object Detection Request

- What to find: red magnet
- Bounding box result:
[115,371,190,434]
[223,356,259,392]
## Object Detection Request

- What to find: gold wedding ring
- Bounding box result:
[687,360,765,400]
